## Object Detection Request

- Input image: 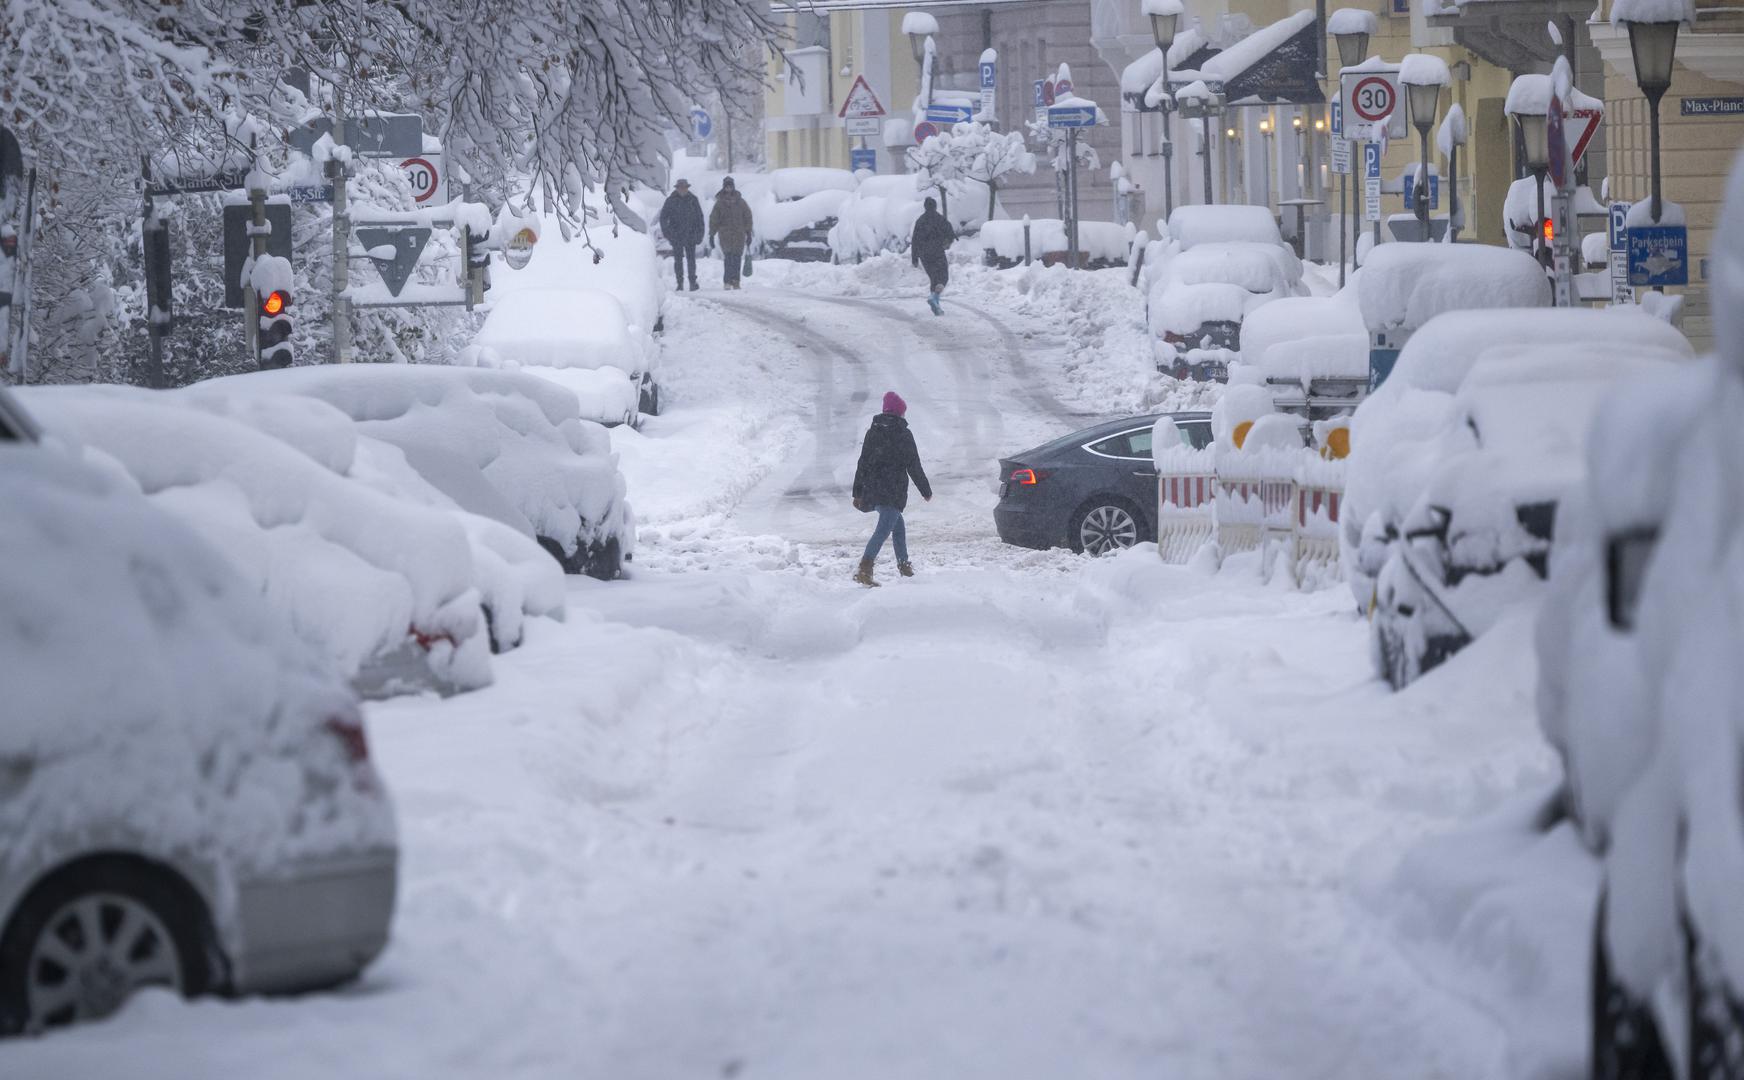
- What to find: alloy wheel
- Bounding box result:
[1080,505,1139,556]
[26,892,183,1029]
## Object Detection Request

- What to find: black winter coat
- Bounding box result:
[659,191,704,246]
[853,413,932,511]
[910,208,954,268]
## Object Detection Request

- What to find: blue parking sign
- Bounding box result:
[1363,142,1381,180]
[850,147,876,172]
[1628,224,1688,287]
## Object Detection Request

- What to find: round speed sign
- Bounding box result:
[400,156,439,203]
[1349,76,1396,123]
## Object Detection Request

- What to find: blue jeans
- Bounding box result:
[863,505,908,563]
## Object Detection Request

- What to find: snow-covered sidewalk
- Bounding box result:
[5,259,1556,1079]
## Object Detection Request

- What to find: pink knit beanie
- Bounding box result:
[882,391,907,416]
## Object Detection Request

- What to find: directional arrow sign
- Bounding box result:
[1047,105,1098,127]
[355,225,431,297]
[925,103,974,126]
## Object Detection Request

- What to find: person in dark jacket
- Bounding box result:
[708,176,756,290]
[910,197,954,316]
[658,179,704,291]
[851,391,933,586]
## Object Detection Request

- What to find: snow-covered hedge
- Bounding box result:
[0,433,395,884]
[827,174,988,262]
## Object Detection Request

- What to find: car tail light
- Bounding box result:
[1009,467,1043,486]
[326,715,370,764]
[1162,331,1189,346]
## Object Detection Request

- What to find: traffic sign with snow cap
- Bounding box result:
[914,120,940,144]
[1349,75,1395,123]
[838,75,887,120]
[1055,75,1074,98]
[355,225,431,297]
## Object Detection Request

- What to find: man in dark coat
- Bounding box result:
[658,179,704,291]
[707,176,755,290]
[851,390,933,586]
[910,197,954,316]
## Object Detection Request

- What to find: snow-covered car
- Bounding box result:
[1340,306,1685,621]
[0,388,397,1035]
[1369,338,1690,688]
[1536,166,1744,1080]
[21,385,507,698]
[1147,241,1306,381]
[1234,295,1369,421]
[203,365,635,581]
[471,288,651,426]
[758,168,856,262]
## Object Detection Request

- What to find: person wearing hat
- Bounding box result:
[658,179,704,291]
[850,390,933,586]
[708,176,755,290]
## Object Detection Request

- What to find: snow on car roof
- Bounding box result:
[1356,244,1549,333]
[1164,242,1301,293]
[0,439,393,876]
[475,288,641,373]
[769,167,858,201]
[1152,281,1256,333]
[1164,205,1282,250]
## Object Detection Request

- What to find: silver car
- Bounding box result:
[0,388,398,1036]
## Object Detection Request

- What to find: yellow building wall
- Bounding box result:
[1603,60,1743,349]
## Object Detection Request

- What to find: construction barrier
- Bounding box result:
[1156,450,1347,589]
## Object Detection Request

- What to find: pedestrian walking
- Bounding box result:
[851,391,932,587]
[910,197,954,316]
[708,176,755,290]
[658,179,704,291]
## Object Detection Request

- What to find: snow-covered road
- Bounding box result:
[8,260,1554,1079]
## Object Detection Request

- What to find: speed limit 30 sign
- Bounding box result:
[1341,67,1405,138]
[400,155,441,204]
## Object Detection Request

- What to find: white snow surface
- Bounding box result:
[0,439,394,884]
[475,288,647,376]
[1165,205,1283,250]
[1610,0,1696,24]
[1356,243,1550,332]
[1505,73,1551,117]
[17,385,495,695]
[769,167,859,201]
[201,364,632,561]
[15,258,1581,1080]
[1399,53,1452,87]
[901,10,939,35]
[1327,7,1380,34]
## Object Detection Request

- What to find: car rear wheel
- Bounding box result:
[0,861,212,1035]
[1071,499,1143,556]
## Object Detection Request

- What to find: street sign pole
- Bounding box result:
[331,87,352,364]
[1067,128,1079,267]
[246,183,267,361]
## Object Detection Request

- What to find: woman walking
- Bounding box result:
[852,391,932,587]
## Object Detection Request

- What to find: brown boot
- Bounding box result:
[898,561,915,577]
[853,558,880,587]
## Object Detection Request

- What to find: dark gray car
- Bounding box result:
[994,412,1213,555]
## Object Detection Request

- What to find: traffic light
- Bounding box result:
[1541,217,1554,243]
[258,287,292,368]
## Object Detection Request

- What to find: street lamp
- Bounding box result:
[1622,18,1681,222]
[1145,0,1184,217]
[1401,55,1448,241]
[1177,86,1219,205]
[1328,9,1373,69]
[902,11,940,110]
[1506,74,1550,268]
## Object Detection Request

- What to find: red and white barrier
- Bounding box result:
[1155,448,1347,588]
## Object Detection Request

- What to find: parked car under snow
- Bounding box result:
[0,388,397,1036]
[471,288,656,425]
[1346,311,1692,688]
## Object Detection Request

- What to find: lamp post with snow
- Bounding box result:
[1145,0,1183,217]
[903,11,939,113]
[1329,10,1373,284]
[1402,55,1448,241]
[1620,16,1681,223]
[1177,85,1219,206]
[1506,75,1551,269]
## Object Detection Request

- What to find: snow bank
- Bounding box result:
[1356,243,1549,333]
[20,385,494,696]
[1166,205,1283,250]
[0,438,394,884]
[201,365,633,565]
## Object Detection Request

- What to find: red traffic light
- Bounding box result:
[262,290,287,316]
[1541,218,1554,243]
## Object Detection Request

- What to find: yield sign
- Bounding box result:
[837,75,887,120]
[1567,107,1602,165]
[355,225,431,297]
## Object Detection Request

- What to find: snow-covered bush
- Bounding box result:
[980,219,1135,269]
[827,174,985,262]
